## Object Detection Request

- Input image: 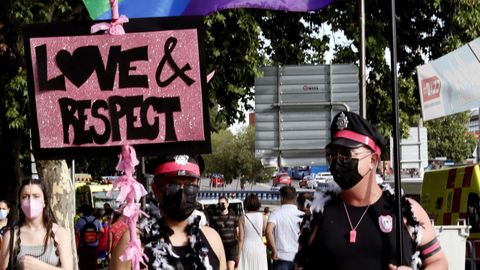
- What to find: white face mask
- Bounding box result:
[0,209,9,220]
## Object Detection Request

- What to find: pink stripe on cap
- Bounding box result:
[335,130,381,155]
[154,161,200,177]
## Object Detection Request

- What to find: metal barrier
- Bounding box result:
[197,189,316,210]
[198,190,305,201]
[466,239,480,270]
[466,239,475,270]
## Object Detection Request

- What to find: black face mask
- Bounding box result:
[161,184,199,221]
[218,203,226,211]
[330,157,363,190]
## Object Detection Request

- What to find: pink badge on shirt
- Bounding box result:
[378,214,393,233]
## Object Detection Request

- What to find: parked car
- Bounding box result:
[315,172,334,183]
[271,183,289,191]
[210,173,225,187]
[299,175,314,188]
[303,172,334,189]
[198,198,244,224]
[272,173,292,186]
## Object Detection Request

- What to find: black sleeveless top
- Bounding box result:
[304,194,414,270]
[170,230,220,270]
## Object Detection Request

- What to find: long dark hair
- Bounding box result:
[14,179,59,259]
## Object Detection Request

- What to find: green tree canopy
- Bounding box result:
[424,112,476,162]
[203,126,272,185]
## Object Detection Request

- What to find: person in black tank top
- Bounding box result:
[110,155,226,270]
[295,111,448,270]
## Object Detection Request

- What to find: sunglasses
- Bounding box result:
[326,148,373,164]
[163,183,200,196]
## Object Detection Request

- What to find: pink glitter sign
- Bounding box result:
[24,17,210,159]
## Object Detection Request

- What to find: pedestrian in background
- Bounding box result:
[210,195,240,270]
[297,192,313,229]
[263,207,271,218]
[237,194,267,270]
[295,111,448,269]
[96,208,110,268]
[266,186,304,270]
[75,204,104,270]
[0,199,13,246]
[0,179,73,270]
[297,192,313,217]
[263,206,273,270]
[108,211,127,262]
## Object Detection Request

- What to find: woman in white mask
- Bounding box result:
[0,199,11,244]
[0,179,73,270]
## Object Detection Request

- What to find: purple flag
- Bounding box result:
[84,0,334,20]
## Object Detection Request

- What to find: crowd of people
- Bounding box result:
[0,111,449,269]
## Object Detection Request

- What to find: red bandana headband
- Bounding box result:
[334,130,381,156]
[154,161,200,177]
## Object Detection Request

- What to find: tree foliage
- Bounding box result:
[311,0,479,136]
[203,126,272,184]
[204,10,265,129]
[306,0,480,161]
[0,0,88,212]
[424,112,476,162]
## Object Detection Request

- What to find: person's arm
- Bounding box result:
[266,222,278,260]
[97,220,105,234]
[262,214,267,235]
[55,225,73,270]
[237,216,245,258]
[389,198,448,270]
[409,198,448,269]
[201,226,226,270]
[108,229,113,259]
[0,229,11,269]
[110,230,131,270]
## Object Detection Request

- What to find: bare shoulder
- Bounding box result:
[405,198,431,225]
[53,223,68,234]
[200,227,223,254]
[52,223,69,241]
[201,226,226,269]
[201,226,221,242]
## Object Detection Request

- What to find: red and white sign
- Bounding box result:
[417,37,480,121]
[421,76,441,102]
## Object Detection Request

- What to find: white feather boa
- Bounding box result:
[139,198,213,270]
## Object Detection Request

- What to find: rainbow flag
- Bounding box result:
[83,0,333,20]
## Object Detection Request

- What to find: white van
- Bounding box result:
[197,198,244,224]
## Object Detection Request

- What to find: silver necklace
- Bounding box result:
[342,201,371,243]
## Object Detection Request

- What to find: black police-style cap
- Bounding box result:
[327,111,386,155]
[148,154,205,178]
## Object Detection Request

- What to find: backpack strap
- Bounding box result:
[82,216,96,226]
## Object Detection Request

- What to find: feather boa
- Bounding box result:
[140,196,212,270]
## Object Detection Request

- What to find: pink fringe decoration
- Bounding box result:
[119,238,148,268]
[113,145,148,270]
[90,0,129,35]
